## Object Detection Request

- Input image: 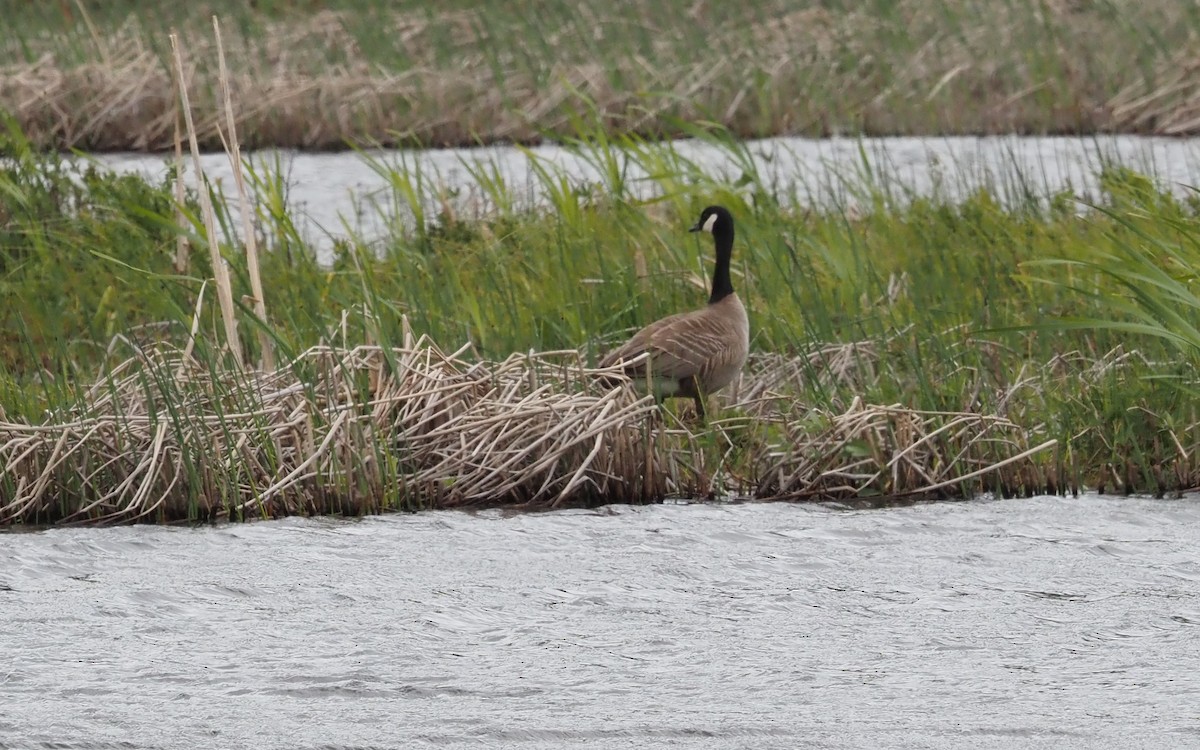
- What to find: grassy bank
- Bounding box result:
[3,0,1200,151]
[3,115,1200,525]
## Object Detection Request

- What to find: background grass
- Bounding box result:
[3,0,1200,150]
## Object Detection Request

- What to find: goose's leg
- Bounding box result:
[685,376,707,424]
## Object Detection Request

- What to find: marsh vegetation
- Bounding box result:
[3,110,1200,524]
[4,5,1200,525]
[4,0,1200,151]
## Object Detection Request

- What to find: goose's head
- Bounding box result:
[689,205,733,235]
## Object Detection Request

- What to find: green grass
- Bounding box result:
[0,123,1194,387]
[2,0,1200,150]
[4,119,1200,522]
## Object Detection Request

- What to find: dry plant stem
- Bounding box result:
[171,71,187,274]
[213,16,273,371]
[0,339,1074,526]
[178,279,208,379]
[169,31,242,368]
[70,0,106,67]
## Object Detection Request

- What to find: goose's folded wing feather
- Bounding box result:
[600,309,740,381]
[598,315,678,371]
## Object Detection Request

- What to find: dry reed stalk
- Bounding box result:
[0,334,1078,526]
[213,16,274,371]
[170,31,242,367]
[177,279,208,379]
[738,341,883,406]
[171,69,188,275]
[752,400,1057,503]
[70,0,107,68]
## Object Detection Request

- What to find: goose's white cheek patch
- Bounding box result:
[701,213,718,233]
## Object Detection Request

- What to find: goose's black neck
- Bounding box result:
[708,225,735,304]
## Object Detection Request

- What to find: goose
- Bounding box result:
[599,205,750,420]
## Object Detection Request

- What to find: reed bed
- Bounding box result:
[0,337,1068,525]
[5,17,1200,524]
[4,0,1200,151]
[0,339,653,523]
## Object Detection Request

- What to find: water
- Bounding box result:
[3,495,1199,749]
[91,135,1200,261]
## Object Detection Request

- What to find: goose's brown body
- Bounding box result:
[600,206,749,419]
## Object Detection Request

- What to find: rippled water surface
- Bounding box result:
[3,496,1200,749]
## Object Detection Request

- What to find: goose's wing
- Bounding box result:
[600,307,740,382]
[599,313,685,372]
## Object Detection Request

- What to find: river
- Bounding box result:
[91,135,1200,261]
[3,495,1198,749]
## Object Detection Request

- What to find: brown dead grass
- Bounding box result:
[0,333,1062,526]
[4,1,1200,151]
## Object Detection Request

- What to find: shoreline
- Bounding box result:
[26,127,1200,158]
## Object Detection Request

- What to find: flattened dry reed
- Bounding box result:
[753,399,1055,503]
[0,339,1060,526]
[0,338,659,524]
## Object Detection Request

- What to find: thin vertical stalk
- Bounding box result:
[171,66,188,275]
[214,16,274,370]
[170,30,243,368]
